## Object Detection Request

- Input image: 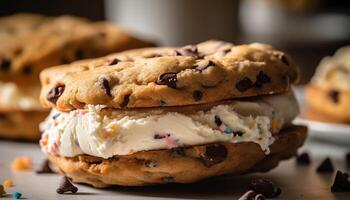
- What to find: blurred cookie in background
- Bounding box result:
[305,46,350,124]
[0,13,154,140]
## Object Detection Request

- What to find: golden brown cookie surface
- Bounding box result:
[49,125,307,187]
[40,41,299,111]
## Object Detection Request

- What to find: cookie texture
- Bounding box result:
[0,111,47,140]
[48,125,307,187]
[0,14,153,85]
[305,84,350,123]
[40,40,299,111]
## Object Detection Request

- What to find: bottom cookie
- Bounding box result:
[0,111,48,140]
[48,125,307,187]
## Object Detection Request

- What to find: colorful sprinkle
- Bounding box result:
[13,192,22,199]
[3,179,13,188]
[11,156,32,171]
[224,127,233,134]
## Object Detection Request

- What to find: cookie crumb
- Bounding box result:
[331,170,350,192]
[13,192,22,199]
[11,156,32,171]
[36,159,54,174]
[56,176,78,194]
[3,179,13,188]
[317,157,334,173]
[296,152,311,165]
[248,178,281,198]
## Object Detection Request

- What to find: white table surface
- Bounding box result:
[0,138,349,200]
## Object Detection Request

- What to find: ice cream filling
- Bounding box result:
[40,92,299,159]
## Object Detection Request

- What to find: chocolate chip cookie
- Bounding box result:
[0,14,154,140]
[39,40,307,187]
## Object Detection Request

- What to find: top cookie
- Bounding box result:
[40,40,299,111]
[0,14,153,85]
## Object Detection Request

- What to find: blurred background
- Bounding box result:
[1,0,350,83]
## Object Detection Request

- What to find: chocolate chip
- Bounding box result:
[56,176,78,194]
[154,133,170,139]
[100,77,112,97]
[120,94,130,107]
[157,72,177,89]
[249,178,281,198]
[22,65,32,75]
[107,58,120,65]
[200,144,228,167]
[0,58,11,72]
[47,85,65,104]
[238,190,256,200]
[346,152,350,168]
[194,60,215,72]
[317,157,334,173]
[160,100,167,106]
[331,170,350,192]
[175,45,198,57]
[171,147,186,157]
[75,49,85,60]
[254,71,271,88]
[236,77,253,92]
[214,115,222,126]
[144,53,162,58]
[144,160,158,168]
[233,131,244,137]
[192,90,203,101]
[36,159,54,174]
[161,176,175,183]
[328,90,339,104]
[280,55,289,66]
[296,152,311,165]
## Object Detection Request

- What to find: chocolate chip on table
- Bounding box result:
[22,65,32,75]
[236,77,253,92]
[36,159,54,174]
[107,58,120,66]
[317,157,334,173]
[100,77,112,97]
[200,144,228,167]
[296,152,311,165]
[331,170,350,192]
[156,72,177,89]
[248,178,281,198]
[175,45,198,57]
[0,58,11,72]
[120,94,130,107]
[192,90,203,101]
[328,90,339,104]
[56,176,78,194]
[254,71,271,88]
[47,85,65,104]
